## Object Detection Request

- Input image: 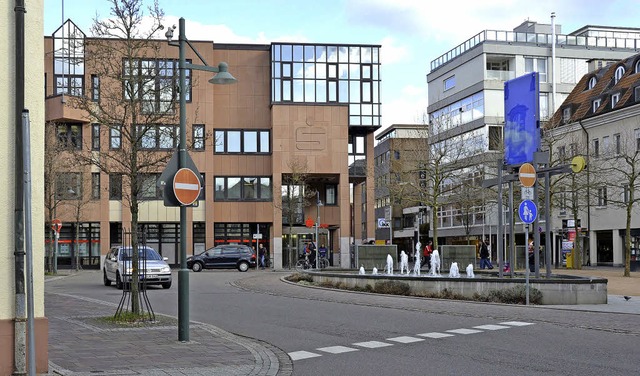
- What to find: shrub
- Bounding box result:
[286,273,313,283]
[374,280,411,295]
[474,285,542,305]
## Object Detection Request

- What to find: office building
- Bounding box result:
[44,19,381,271]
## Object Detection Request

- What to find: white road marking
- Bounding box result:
[289,351,322,361]
[473,324,510,330]
[446,328,483,335]
[417,332,455,339]
[500,321,535,327]
[353,341,394,349]
[317,345,359,354]
[386,336,425,344]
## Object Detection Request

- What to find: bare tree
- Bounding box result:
[66,172,94,271]
[275,156,316,268]
[67,0,176,314]
[593,128,640,277]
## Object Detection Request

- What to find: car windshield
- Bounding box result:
[120,248,162,261]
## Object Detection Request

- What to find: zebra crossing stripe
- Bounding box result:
[473,324,510,330]
[353,341,394,349]
[289,351,321,361]
[317,345,359,354]
[417,332,455,339]
[387,336,425,344]
[500,321,535,327]
[446,328,483,334]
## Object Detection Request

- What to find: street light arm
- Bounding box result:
[184,62,221,74]
[185,39,211,67]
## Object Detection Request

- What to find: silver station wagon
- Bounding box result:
[103,246,172,289]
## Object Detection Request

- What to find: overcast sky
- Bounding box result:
[44,0,640,134]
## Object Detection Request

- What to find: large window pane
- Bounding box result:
[215,130,225,153]
[259,131,270,153]
[244,131,257,153]
[228,131,241,153]
[227,178,241,199]
[215,177,225,200]
[243,177,258,199]
[260,177,272,199]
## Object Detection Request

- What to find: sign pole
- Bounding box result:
[525,224,530,306]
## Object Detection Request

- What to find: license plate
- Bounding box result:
[141,274,157,279]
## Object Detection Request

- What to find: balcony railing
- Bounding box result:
[485,70,515,81]
[431,29,640,72]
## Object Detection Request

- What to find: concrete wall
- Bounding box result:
[1,0,47,374]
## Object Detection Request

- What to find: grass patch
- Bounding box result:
[473,285,543,305]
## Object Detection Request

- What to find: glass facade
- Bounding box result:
[53,20,85,96]
[271,43,381,127]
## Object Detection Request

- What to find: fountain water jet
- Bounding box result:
[466,264,475,278]
[385,254,394,275]
[428,250,441,276]
[449,262,460,278]
[399,251,409,275]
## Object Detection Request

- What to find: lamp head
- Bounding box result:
[165,25,176,42]
[209,62,237,85]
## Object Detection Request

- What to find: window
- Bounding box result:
[557,145,566,161]
[53,21,85,96]
[562,107,571,122]
[394,150,400,160]
[588,76,597,90]
[443,75,456,91]
[597,187,607,206]
[56,124,82,149]
[198,173,205,200]
[214,176,272,201]
[539,92,549,120]
[110,125,121,150]
[525,57,547,82]
[611,92,621,108]
[91,123,100,150]
[91,172,100,199]
[91,75,100,102]
[614,133,621,155]
[109,174,122,200]
[138,124,177,150]
[592,99,601,113]
[192,124,204,151]
[623,185,630,203]
[635,60,640,74]
[326,184,337,205]
[602,135,610,155]
[138,174,161,200]
[593,138,600,157]
[635,86,640,102]
[56,172,82,200]
[614,66,625,84]
[123,58,191,114]
[635,128,640,151]
[214,130,271,154]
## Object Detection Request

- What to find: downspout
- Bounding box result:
[551,12,557,114]
[14,0,27,375]
[579,120,591,265]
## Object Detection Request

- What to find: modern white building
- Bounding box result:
[426,19,640,265]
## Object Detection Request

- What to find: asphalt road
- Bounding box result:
[47,270,640,375]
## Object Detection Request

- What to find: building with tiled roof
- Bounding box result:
[548,53,640,268]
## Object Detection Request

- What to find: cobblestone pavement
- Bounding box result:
[44,291,293,376]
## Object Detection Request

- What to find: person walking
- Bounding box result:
[423,240,433,268]
[258,244,266,269]
[479,239,493,269]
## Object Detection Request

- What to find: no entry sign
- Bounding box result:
[173,168,201,206]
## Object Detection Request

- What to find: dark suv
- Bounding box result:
[187,244,256,272]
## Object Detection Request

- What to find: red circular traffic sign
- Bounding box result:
[51,218,62,233]
[173,168,201,206]
[519,163,536,187]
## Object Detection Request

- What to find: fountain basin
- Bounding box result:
[306,270,607,305]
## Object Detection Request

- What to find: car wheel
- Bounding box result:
[238,261,249,272]
[103,270,111,286]
[192,262,203,272]
[161,281,172,289]
[115,272,123,290]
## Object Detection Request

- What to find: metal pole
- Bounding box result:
[389,203,393,245]
[256,225,260,271]
[533,180,540,278]
[525,224,530,306]
[545,171,552,278]
[509,180,514,277]
[315,191,320,269]
[22,110,36,376]
[497,159,504,278]
[177,17,190,342]
[551,12,557,114]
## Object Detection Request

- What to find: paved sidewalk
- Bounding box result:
[44,289,292,376]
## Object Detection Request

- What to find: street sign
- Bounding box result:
[173,168,201,206]
[158,151,203,207]
[51,218,62,233]
[518,200,537,224]
[521,187,534,200]
[519,163,536,187]
[377,218,390,228]
[253,233,263,239]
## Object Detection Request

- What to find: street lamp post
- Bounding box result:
[315,191,322,269]
[168,17,237,342]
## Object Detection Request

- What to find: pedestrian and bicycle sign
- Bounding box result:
[519,200,537,224]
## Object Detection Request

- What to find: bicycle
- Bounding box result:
[295,255,330,271]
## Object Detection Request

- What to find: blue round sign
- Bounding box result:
[519,200,537,224]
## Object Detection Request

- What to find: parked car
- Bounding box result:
[103,246,172,289]
[187,244,256,272]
